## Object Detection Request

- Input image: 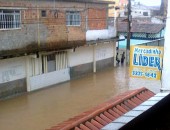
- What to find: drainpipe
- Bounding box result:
[93,44,96,73]
[161,1,170,91]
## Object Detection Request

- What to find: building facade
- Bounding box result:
[0,0,117,99]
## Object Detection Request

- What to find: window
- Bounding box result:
[143,12,148,16]
[47,54,56,72]
[41,10,46,17]
[0,9,21,30]
[66,11,81,26]
[124,12,128,16]
[42,54,56,73]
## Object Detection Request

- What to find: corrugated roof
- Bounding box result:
[118,22,165,33]
[47,87,155,130]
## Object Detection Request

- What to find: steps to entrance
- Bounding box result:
[46,87,155,130]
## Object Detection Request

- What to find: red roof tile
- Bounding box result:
[47,87,155,130]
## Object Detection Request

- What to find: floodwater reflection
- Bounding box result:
[0,66,161,130]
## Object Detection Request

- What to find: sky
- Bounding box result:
[136,0,161,6]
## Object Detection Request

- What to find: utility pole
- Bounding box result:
[126,0,131,64]
[162,0,170,91]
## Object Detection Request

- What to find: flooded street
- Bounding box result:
[0,66,161,130]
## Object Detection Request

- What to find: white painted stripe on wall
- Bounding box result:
[68,46,93,67]
[30,68,70,91]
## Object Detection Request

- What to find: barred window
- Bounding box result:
[66,11,81,26]
[0,9,21,30]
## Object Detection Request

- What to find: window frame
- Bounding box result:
[0,9,21,30]
[41,10,47,18]
[143,12,149,16]
[66,11,81,26]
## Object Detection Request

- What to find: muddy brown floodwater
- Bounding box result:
[0,66,161,130]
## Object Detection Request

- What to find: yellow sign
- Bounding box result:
[130,45,164,80]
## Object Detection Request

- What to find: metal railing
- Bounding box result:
[0,10,21,30]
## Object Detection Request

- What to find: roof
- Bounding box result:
[118,22,165,33]
[102,92,170,130]
[47,0,115,4]
[47,87,155,130]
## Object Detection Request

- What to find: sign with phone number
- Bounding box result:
[130,46,164,80]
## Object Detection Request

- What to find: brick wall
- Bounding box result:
[88,7,107,30]
[0,1,109,56]
[0,0,87,55]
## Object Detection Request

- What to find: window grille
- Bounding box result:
[0,9,21,30]
[66,11,81,26]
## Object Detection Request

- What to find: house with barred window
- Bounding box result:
[0,0,117,99]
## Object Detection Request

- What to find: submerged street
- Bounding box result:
[0,66,161,130]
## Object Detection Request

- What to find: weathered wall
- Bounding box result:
[29,68,70,91]
[0,0,109,56]
[0,78,26,99]
[0,24,47,51]
[0,56,27,99]
[68,43,114,67]
[0,41,116,98]
[69,43,115,79]
[0,57,26,83]
[88,7,107,30]
[0,0,86,55]
[68,46,93,67]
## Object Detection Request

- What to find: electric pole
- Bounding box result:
[126,0,131,64]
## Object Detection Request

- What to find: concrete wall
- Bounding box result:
[68,43,114,66]
[0,24,47,51]
[29,68,70,91]
[68,46,93,67]
[0,57,26,83]
[69,43,116,79]
[70,63,93,79]
[0,78,26,99]
[96,57,114,71]
[0,57,27,99]
[86,27,116,41]
[0,42,116,98]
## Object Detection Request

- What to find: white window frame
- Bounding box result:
[0,9,21,30]
[66,11,81,26]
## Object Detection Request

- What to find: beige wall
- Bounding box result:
[104,0,128,17]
